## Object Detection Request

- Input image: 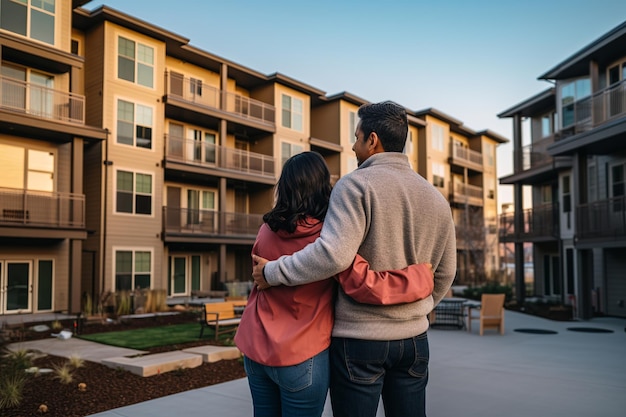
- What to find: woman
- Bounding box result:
[234,152,432,417]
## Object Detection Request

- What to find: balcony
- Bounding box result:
[449,182,483,207]
[517,137,554,171]
[162,207,263,243]
[165,72,275,130]
[0,76,85,124]
[557,80,626,140]
[576,196,626,241]
[449,144,483,173]
[498,204,558,242]
[0,187,85,238]
[165,135,275,180]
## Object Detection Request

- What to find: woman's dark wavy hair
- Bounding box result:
[263,151,332,233]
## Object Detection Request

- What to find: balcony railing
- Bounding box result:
[498,203,558,240]
[515,136,555,171]
[557,80,626,140]
[0,76,85,124]
[163,207,263,236]
[165,72,275,125]
[165,135,275,177]
[450,182,483,205]
[576,196,626,240]
[0,187,85,228]
[451,145,483,167]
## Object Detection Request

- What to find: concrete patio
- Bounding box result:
[7,310,625,417]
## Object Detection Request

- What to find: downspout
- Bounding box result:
[101,128,110,296]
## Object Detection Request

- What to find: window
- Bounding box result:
[432,162,445,188]
[541,114,552,138]
[611,164,625,198]
[118,36,154,88]
[187,129,216,163]
[0,0,55,45]
[1,64,54,117]
[117,99,153,149]
[560,78,590,128]
[349,111,359,144]
[37,259,53,311]
[115,250,152,291]
[487,178,495,199]
[0,144,54,191]
[190,78,202,96]
[540,184,552,204]
[281,141,304,166]
[281,94,303,131]
[116,170,152,215]
[562,175,571,213]
[431,124,445,151]
[186,189,215,225]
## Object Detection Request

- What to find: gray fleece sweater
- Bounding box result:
[264,152,456,340]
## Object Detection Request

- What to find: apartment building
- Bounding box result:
[499,21,626,318]
[415,109,506,285]
[1,2,505,321]
[0,0,107,316]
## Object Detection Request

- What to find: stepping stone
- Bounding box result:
[102,351,203,377]
[182,345,241,363]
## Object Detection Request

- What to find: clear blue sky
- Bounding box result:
[84,0,626,207]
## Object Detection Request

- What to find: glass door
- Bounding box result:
[171,256,187,296]
[3,261,32,313]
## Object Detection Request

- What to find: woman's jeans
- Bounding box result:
[330,333,430,417]
[244,349,329,417]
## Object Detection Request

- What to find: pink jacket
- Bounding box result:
[234,218,432,366]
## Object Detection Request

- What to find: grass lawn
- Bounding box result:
[78,323,235,349]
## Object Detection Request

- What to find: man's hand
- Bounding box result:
[252,254,271,290]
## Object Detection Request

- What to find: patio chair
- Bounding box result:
[428,288,454,323]
[469,293,505,335]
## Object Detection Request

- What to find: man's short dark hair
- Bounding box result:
[358,101,408,152]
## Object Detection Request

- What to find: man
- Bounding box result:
[253,101,456,417]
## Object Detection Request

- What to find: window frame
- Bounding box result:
[281,94,303,132]
[114,169,153,216]
[116,99,154,149]
[114,248,153,291]
[431,124,445,152]
[432,162,445,188]
[0,0,55,45]
[117,36,154,88]
[281,141,304,167]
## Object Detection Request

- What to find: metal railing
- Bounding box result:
[0,187,85,228]
[451,145,483,166]
[162,207,263,236]
[451,182,483,205]
[576,196,626,240]
[498,203,558,240]
[165,134,275,177]
[0,76,85,124]
[516,136,555,171]
[165,72,275,125]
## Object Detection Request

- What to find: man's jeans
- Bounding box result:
[244,349,329,417]
[330,333,429,417]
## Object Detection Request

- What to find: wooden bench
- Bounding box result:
[199,302,242,340]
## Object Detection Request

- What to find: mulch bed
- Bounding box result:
[1,312,247,417]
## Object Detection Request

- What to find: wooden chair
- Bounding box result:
[199,302,242,340]
[469,293,505,336]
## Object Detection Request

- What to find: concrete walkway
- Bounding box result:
[8,310,626,417]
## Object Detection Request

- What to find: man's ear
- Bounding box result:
[368,132,379,149]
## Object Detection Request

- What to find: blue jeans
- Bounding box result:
[330,333,429,417]
[244,349,330,417]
